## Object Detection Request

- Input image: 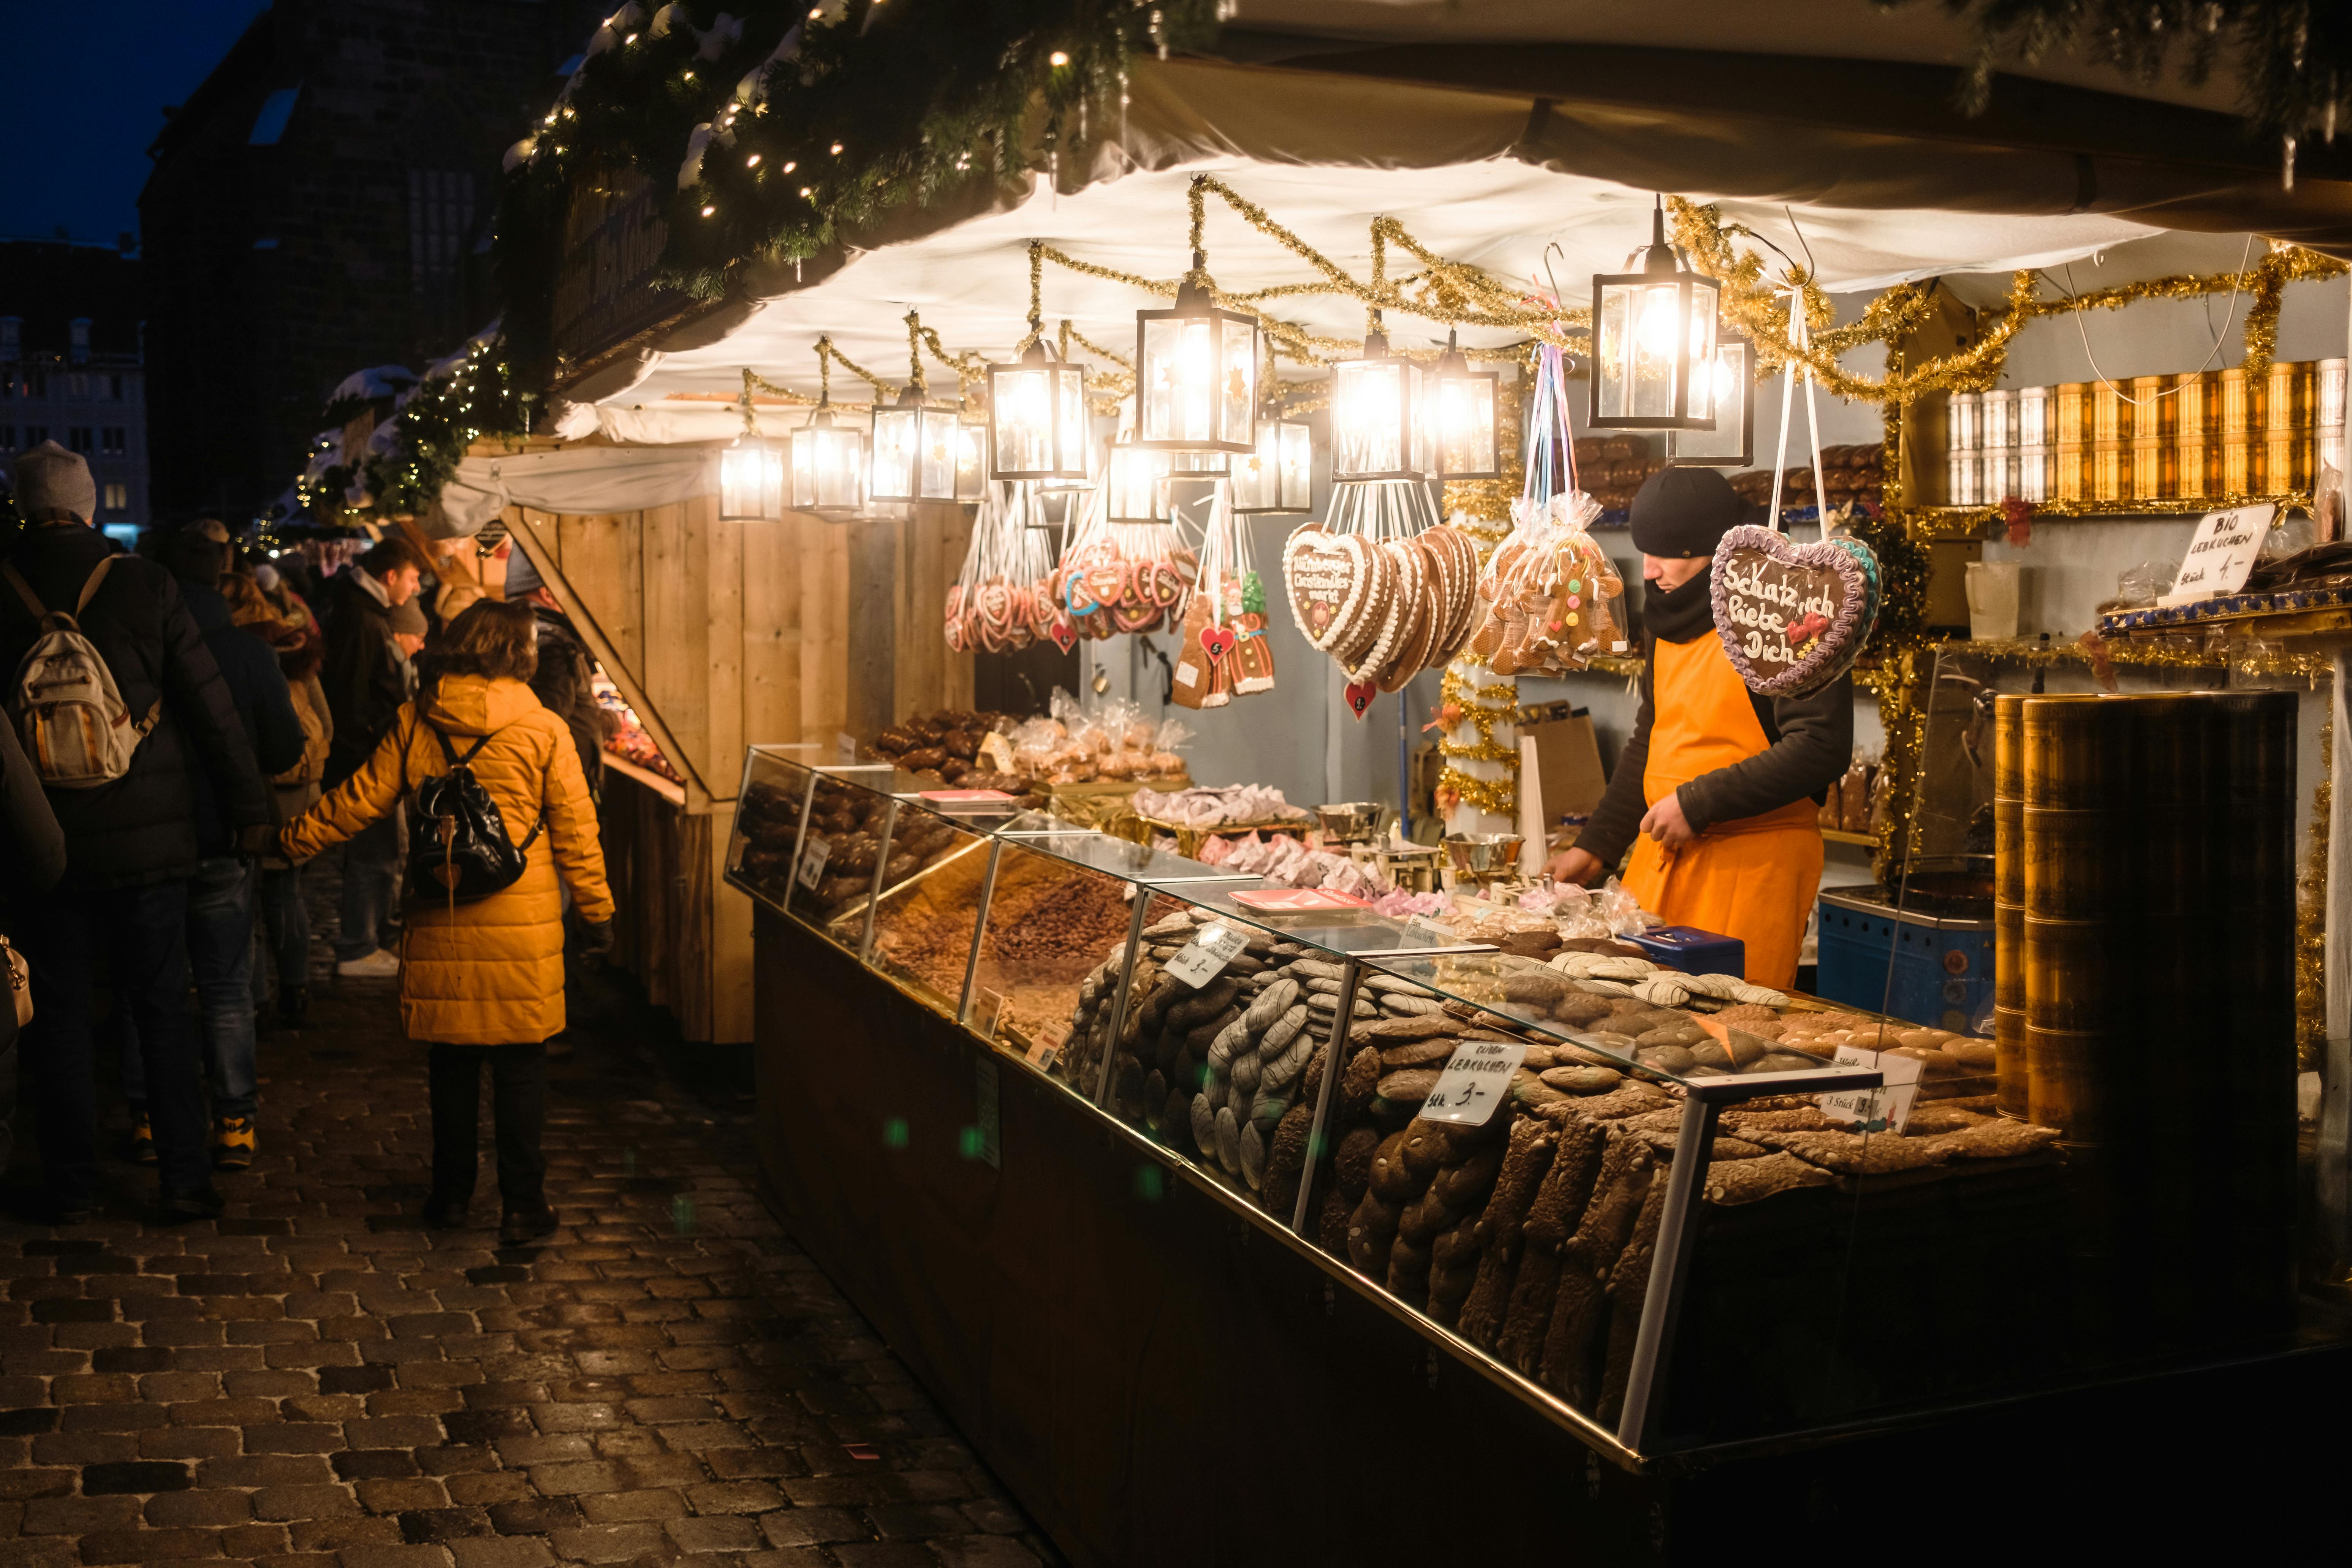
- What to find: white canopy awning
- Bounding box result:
[570,49,2351,417]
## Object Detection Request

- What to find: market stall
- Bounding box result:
[324,0,2352,1550]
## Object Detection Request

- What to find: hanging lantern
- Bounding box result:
[1434,330,1500,480]
[870,388,959,502]
[986,340,1089,482]
[1232,417,1311,514]
[953,408,988,502]
[791,408,866,516]
[1331,324,1433,481]
[1134,251,1258,453]
[1105,435,1170,524]
[1667,335,1755,468]
[1590,195,1720,431]
[718,371,785,521]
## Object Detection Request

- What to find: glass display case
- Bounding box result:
[727,740,2352,1460]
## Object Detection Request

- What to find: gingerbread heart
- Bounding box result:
[1710,524,1879,696]
[1282,526,1374,653]
[1049,615,1078,654]
[1344,677,1378,718]
[1200,623,1237,662]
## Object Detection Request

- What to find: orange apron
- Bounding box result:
[1622,634,1823,990]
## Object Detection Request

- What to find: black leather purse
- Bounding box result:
[404,723,543,907]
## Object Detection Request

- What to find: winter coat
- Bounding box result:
[280,674,613,1046]
[176,578,305,857]
[320,568,407,786]
[0,523,271,889]
[528,605,604,801]
[227,582,333,841]
[0,713,65,898]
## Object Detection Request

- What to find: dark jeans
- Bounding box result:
[250,864,310,1003]
[337,814,399,961]
[427,1042,547,1209]
[122,858,260,1119]
[18,880,211,1204]
[187,857,258,1117]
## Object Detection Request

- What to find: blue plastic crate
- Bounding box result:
[1815,887,1994,1033]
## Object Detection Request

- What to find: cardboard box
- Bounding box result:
[1519,707,1608,828]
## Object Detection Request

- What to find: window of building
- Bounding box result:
[249,86,300,146]
[103,483,127,514]
[69,320,90,366]
[408,169,477,343]
[24,425,46,447]
[66,427,92,454]
[26,372,44,399]
[0,317,17,360]
[101,427,125,454]
[108,375,124,401]
[0,426,13,451]
[68,375,87,400]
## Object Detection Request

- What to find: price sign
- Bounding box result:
[2161,503,2277,606]
[1025,1027,1062,1070]
[1816,1044,1922,1134]
[1165,922,1249,988]
[836,731,859,762]
[1415,1040,1527,1127]
[797,836,831,891]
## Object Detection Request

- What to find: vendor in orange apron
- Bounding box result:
[1545,469,1851,990]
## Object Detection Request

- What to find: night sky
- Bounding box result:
[2,0,271,247]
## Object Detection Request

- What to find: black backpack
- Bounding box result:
[404,722,543,906]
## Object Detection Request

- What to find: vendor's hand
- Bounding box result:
[1545,847,1607,886]
[236,823,278,859]
[1639,790,1697,850]
[580,919,615,958]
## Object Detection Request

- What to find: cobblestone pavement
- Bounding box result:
[0,876,1055,1568]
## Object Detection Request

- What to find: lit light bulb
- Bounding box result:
[1636,285,1681,358]
[701,204,716,217]
[746,153,761,167]
[782,160,796,172]
[1049,51,1069,66]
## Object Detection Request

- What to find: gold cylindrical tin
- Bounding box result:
[1994,1000,2029,1118]
[2021,694,2124,810]
[2021,807,2130,919]
[2175,370,2219,499]
[2266,360,2314,492]
[2053,381,2089,500]
[2026,1023,2130,1144]
[2023,915,2128,1033]
[2220,366,2265,493]
[1995,902,2027,1011]
[1993,694,2025,905]
[2129,375,2171,498]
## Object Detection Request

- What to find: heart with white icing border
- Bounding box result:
[1282,527,1374,653]
[1709,525,1880,697]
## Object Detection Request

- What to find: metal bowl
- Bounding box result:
[1316,802,1387,843]
[1442,832,1525,876]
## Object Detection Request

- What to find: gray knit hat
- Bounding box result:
[13,440,95,524]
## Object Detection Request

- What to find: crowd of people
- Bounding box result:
[0,440,614,1244]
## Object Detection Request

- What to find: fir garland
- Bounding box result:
[1888,1,2352,182]
[495,0,1222,381]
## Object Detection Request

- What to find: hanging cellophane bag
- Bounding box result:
[1471,345,1626,677]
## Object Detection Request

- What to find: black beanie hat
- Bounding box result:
[1628,466,1746,558]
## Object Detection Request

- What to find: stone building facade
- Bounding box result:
[0,241,148,541]
[139,0,602,519]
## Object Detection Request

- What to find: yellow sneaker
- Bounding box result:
[117,1113,156,1167]
[212,1115,257,1171]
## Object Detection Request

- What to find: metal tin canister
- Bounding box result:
[2025,1023,2130,1145]
[1993,696,2026,1116]
[2021,695,2125,811]
[2021,807,2131,919]
[2023,915,2128,1033]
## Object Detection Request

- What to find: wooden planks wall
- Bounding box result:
[505,495,972,1042]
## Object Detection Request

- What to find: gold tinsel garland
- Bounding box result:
[1434,382,1526,820]
[1669,198,2350,405]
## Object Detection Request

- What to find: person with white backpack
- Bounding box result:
[0,442,273,1225]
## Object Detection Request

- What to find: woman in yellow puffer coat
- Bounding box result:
[280,599,613,1243]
